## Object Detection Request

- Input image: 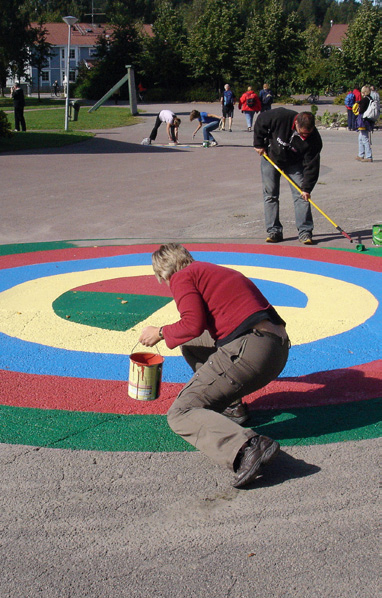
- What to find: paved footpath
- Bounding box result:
[0,102,380,598]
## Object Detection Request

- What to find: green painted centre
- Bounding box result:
[52,291,172,331]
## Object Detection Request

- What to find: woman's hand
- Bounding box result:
[139,326,162,347]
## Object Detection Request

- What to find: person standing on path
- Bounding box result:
[220,83,236,131]
[139,243,289,488]
[259,83,273,112]
[355,85,374,163]
[11,83,26,132]
[253,108,322,245]
[238,86,261,131]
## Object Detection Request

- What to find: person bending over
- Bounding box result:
[139,243,290,488]
[142,109,181,145]
[253,108,322,245]
[190,110,221,147]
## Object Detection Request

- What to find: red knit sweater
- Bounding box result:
[162,261,271,349]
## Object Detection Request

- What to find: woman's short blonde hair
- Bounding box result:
[361,85,371,96]
[152,243,194,283]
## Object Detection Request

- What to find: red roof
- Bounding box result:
[30,22,153,46]
[324,24,349,48]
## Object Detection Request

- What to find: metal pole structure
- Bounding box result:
[62,16,78,131]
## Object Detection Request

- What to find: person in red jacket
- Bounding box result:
[353,87,361,103]
[139,243,289,488]
[238,86,261,131]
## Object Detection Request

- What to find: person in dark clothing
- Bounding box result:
[253,108,322,245]
[355,85,374,163]
[220,84,236,131]
[11,83,26,132]
[259,83,273,112]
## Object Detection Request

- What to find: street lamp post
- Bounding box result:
[62,16,78,131]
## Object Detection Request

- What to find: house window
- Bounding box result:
[69,70,76,82]
[61,49,65,59]
[89,48,98,57]
[69,49,75,59]
[41,71,49,82]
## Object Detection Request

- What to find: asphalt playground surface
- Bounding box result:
[0,100,381,598]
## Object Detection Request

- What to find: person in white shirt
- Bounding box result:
[142,109,181,145]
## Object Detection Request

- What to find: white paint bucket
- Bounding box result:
[128,352,164,400]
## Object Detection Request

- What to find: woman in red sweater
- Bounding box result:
[139,243,289,488]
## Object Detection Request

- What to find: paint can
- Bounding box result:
[356,243,366,252]
[128,352,164,400]
[372,223,382,246]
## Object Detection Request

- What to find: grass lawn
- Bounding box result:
[4,106,139,131]
[0,97,66,110]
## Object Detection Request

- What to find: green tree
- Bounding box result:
[0,0,31,91]
[237,0,302,95]
[295,24,329,93]
[184,0,243,91]
[341,0,382,87]
[75,1,143,99]
[296,0,316,28]
[29,19,54,100]
[139,0,189,93]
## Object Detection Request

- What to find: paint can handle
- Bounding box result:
[130,341,162,355]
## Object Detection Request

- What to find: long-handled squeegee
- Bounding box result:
[263,153,353,243]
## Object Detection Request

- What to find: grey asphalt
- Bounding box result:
[0,100,380,598]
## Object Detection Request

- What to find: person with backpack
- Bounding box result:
[220,83,236,131]
[355,85,376,163]
[238,86,261,131]
[370,85,381,120]
[259,83,273,112]
[344,90,356,130]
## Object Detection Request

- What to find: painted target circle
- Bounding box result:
[0,243,381,451]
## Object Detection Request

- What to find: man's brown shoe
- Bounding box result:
[233,435,280,488]
[222,401,249,425]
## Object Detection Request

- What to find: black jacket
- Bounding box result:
[253,108,323,193]
[12,88,25,109]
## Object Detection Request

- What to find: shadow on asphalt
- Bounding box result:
[279,228,373,245]
[246,398,380,443]
[0,137,188,156]
[242,451,321,490]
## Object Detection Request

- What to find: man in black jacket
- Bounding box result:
[253,108,322,244]
[11,83,26,132]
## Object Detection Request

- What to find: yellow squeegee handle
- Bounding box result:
[263,153,353,242]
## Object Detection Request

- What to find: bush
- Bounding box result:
[186,86,220,102]
[144,84,219,103]
[277,95,301,105]
[0,110,12,138]
[334,93,347,106]
[310,104,318,116]
[317,110,347,127]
